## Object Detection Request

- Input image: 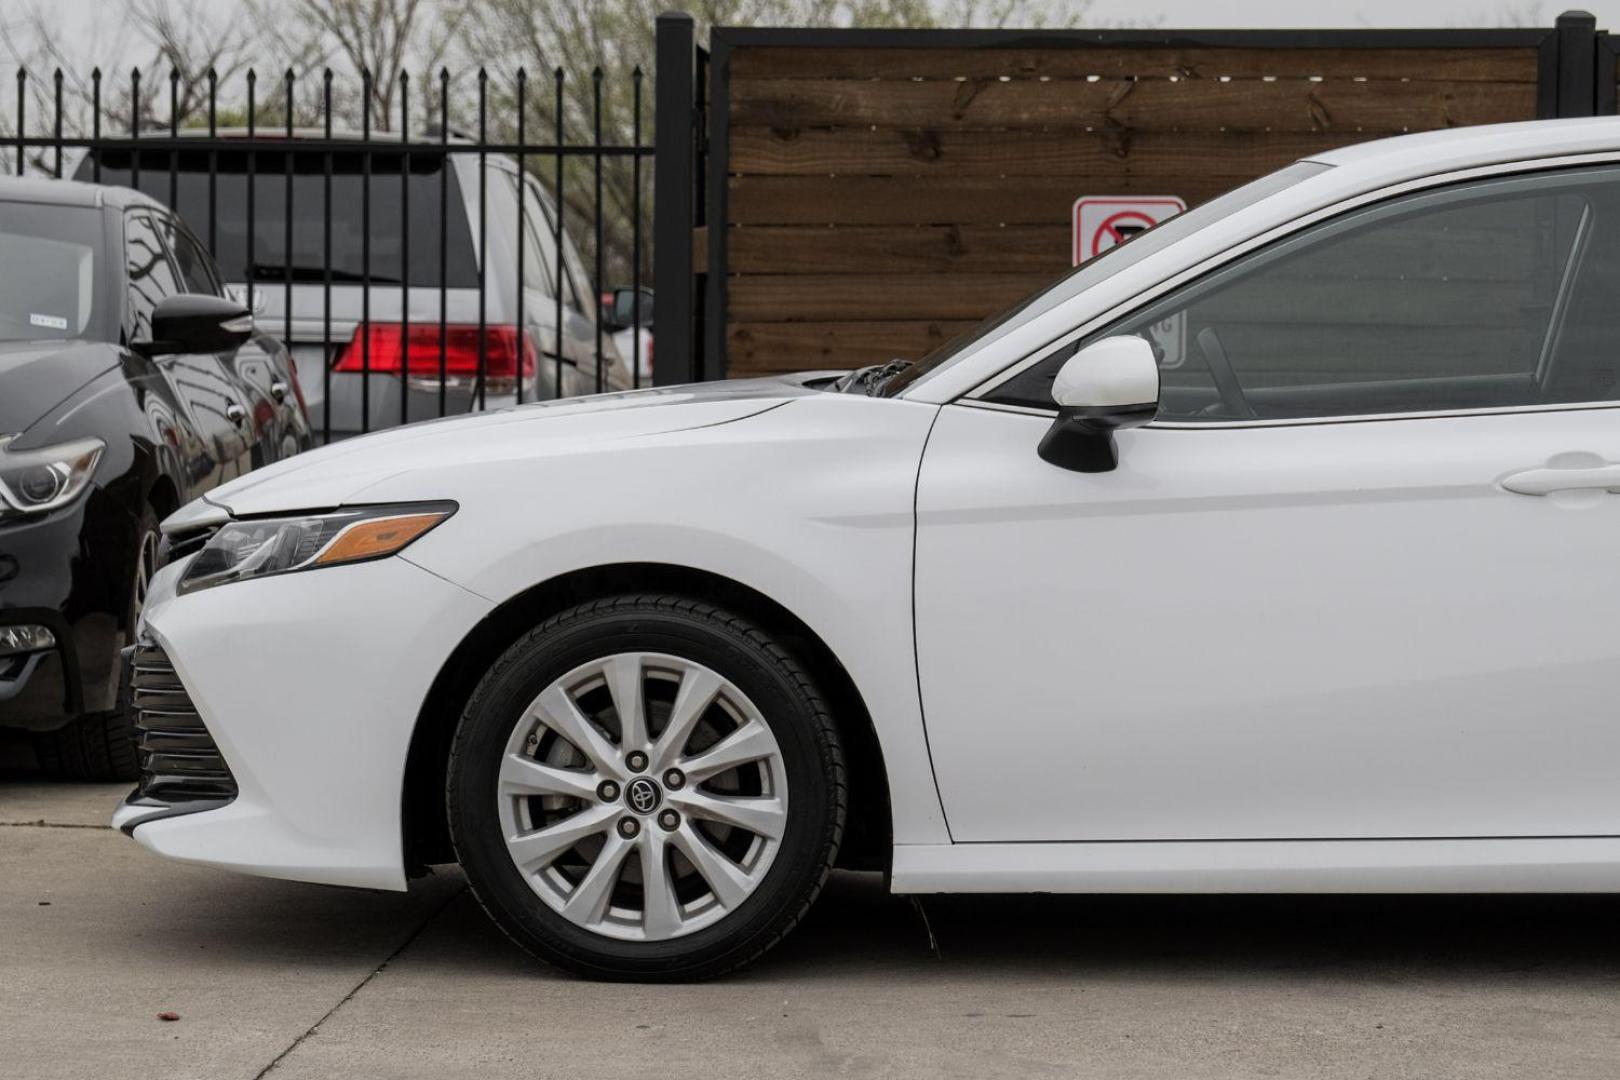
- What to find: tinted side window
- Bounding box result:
[518,178,558,296]
[524,179,588,314]
[991,166,1620,420]
[167,218,224,296]
[125,211,182,340]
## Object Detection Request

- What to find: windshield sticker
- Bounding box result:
[30,313,69,330]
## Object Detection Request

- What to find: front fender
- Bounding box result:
[374,394,952,846]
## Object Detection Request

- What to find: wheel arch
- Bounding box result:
[145,473,180,520]
[401,562,893,876]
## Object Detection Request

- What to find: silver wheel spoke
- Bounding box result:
[499,651,787,942]
[673,790,787,841]
[603,653,649,751]
[672,823,754,910]
[535,683,625,779]
[562,831,634,927]
[678,721,778,785]
[639,831,682,939]
[651,666,723,770]
[506,803,617,872]
[499,753,600,802]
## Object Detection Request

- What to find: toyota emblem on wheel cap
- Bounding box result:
[625,777,662,815]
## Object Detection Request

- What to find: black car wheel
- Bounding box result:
[447,594,846,981]
[31,508,156,782]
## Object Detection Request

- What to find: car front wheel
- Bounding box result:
[447,594,846,980]
[32,509,156,782]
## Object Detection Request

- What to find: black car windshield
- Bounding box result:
[0,202,107,343]
[880,161,1332,396]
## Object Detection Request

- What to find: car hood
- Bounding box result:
[0,339,121,436]
[174,375,831,524]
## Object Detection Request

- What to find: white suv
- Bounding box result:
[76,133,629,439]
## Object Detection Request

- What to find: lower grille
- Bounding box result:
[131,638,238,803]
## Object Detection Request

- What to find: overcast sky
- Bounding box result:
[14,1,1620,71]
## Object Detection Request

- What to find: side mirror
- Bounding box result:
[1038,335,1159,473]
[138,294,254,357]
[606,286,652,331]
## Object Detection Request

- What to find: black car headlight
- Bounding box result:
[177,502,456,595]
[0,434,104,516]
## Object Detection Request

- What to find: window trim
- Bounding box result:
[966,151,1620,428]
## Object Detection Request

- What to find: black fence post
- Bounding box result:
[1556,10,1598,117]
[654,10,698,385]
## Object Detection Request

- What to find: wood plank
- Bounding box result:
[729,128,1359,177]
[729,272,1060,321]
[729,45,1539,83]
[729,77,1536,133]
[729,225,1073,274]
[728,175,1240,225]
[726,223,1540,278]
[727,320,980,373]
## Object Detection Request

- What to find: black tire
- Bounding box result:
[32,507,157,783]
[31,706,139,782]
[447,594,846,981]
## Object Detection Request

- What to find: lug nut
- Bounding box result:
[658,809,680,831]
[618,817,641,839]
[626,750,648,772]
[663,768,685,790]
[597,780,620,802]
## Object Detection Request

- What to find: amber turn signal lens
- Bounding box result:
[313,512,449,566]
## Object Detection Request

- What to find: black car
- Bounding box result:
[0,176,311,779]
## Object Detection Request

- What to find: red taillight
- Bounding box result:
[333,323,537,381]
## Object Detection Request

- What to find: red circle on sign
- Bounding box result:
[1091,210,1158,257]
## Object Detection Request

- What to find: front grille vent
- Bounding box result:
[157,523,219,567]
[130,638,238,803]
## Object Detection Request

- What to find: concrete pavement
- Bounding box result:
[5,742,1620,1079]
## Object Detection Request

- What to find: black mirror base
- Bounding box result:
[1037,403,1156,473]
[1038,421,1119,472]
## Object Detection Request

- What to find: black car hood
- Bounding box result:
[0,339,120,436]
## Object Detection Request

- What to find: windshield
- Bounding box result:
[0,202,107,343]
[880,161,1332,396]
[81,148,481,288]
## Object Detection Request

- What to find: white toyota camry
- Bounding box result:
[120,118,1620,979]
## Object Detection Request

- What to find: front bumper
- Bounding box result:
[114,549,493,890]
[0,492,139,730]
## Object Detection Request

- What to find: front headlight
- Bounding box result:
[177,502,456,595]
[0,434,104,515]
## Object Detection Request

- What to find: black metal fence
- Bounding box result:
[5,64,656,441]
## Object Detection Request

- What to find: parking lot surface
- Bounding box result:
[6,746,1620,1080]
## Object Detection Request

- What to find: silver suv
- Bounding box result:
[75,131,628,439]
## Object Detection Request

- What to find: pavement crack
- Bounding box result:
[0,820,107,829]
[254,881,468,1078]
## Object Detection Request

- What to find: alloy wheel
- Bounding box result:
[496,652,789,942]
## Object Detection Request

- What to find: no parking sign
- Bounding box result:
[1072,195,1188,367]
[1072,195,1186,265]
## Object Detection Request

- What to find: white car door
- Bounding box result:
[915,162,1620,844]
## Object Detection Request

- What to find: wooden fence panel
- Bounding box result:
[713,39,1551,379]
